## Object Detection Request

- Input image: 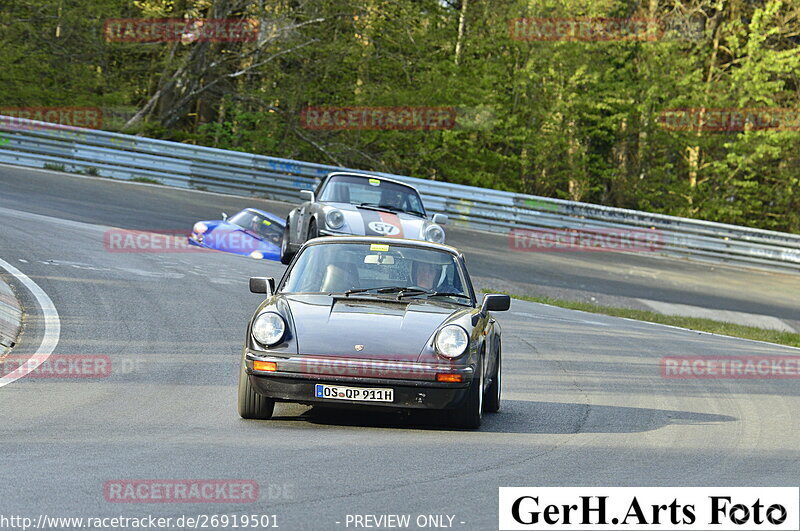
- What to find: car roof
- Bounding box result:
[242,208,284,225]
[325,171,420,194]
[304,236,464,259]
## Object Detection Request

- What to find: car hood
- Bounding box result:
[325,202,428,239]
[284,294,457,361]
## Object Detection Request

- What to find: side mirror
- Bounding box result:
[482,294,510,312]
[249,277,275,296]
[299,190,314,202]
[432,213,448,225]
[221,212,228,221]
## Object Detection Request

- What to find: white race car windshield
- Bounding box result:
[319,175,426,217]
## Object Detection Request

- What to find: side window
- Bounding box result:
[447,264,463,291]
[408,194,424,214]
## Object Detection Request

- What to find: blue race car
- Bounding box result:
[189,208,284,261]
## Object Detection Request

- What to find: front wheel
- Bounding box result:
[484,342,501,413]
[449,358,483,429]
[237,356,275,420]
[279,221,293,265]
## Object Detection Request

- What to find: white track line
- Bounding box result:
[0,258,61,387]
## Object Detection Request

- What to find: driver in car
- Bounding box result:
[249,216,262,234]
[412,260,438,290]
[380,189,406,210]
[249,217,278,242]
[411,259,460,293]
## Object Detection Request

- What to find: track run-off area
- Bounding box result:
[1,164,799,529]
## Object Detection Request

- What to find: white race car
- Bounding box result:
[280,172,448,264]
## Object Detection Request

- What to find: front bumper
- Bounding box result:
[245,352,473,410]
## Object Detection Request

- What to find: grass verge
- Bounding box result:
[130,177,162,185]
[483,290,800,348]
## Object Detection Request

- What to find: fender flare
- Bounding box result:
[308,211,324,236]
[286,208,301,245]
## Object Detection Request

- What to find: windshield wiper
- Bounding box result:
[343,286,412,296]
[399,290,470,300]
[343,286,432,300]
[357,202,406,214]
[342,286,466,301]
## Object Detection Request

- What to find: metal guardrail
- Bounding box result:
[1,116,799,273]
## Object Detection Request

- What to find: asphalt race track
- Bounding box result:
[1,164,799,529]
[2,165,799,324]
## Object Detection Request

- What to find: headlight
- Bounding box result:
[434,325,469,358]
[424,224,445,244]
[325,209,345,229]
[193,222,208,234]
[249,250,264,259]
[252,312,286,347]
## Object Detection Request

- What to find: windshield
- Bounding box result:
[228,210,283,243]
[281,242,472,304]
[318,175,426,217]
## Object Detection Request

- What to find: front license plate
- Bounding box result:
[314,384,394,402]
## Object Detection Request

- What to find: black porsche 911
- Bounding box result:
[238,236,510,429]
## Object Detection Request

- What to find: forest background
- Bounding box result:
[2,0,798,232]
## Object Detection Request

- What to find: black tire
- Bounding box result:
[450,357,483,429]
[484,341,501,413]
[279,221,293,265]
[307,218,319,241]
[237,356,275,420]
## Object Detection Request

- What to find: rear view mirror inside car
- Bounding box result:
[364,254,395,265]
